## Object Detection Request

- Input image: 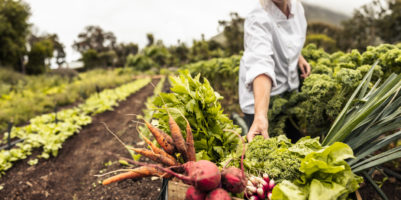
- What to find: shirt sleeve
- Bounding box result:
[242,15,277,91]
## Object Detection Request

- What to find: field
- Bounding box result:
[1,0,401,199]
[0,77,165,200]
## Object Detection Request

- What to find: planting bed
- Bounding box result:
[0,78,163,200]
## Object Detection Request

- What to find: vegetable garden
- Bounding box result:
[0,43,400,200]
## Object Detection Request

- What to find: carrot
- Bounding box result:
[131,148,178,166]
[186,122,196,161]
[139,131,177,162]
[169,115,188,162]
[102,166,159,185]
[145,121,175,155]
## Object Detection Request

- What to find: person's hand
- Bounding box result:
[298,55,311,78]
[247,115,269,142]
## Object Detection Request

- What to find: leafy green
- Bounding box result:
[271,142,363,200]
[224,135,323,182]
[150,70,240,162]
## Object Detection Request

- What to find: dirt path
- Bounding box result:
[0,78,164,200]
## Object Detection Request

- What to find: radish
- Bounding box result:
[249,195,260,200]
[268,179,275,191]
[246,185,257,194]
[250,176,258,186]
[247,180,253,186]
[263,173,270,183]
[205,188,232,200]
[267,192,272,200]
[256,187,265,200]
[260,179,268,192]
[185,186,207,200]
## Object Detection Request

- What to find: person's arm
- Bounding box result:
[241,14,276,142]
[298,55,311,78]
[247,74,272,142]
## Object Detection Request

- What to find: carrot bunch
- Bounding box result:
[102,114,196,185]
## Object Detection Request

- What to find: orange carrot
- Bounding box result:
[185,122,196,161]
[102,166,171,185]
[145,121,175,155]
[102,166,159,185]
[168,115,188,162]
[139,131,177,162]
[131,148,178,166]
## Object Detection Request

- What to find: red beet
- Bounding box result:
[221,167,247,193]
[205,188,232,200]
[155,160,221,192]
[185,186,207,200]
[221,129,247,194]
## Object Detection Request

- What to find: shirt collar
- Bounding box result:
[264,0,296,20]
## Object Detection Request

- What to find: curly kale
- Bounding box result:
[243,135,322,182]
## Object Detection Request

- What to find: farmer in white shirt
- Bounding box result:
[239,0,311,142]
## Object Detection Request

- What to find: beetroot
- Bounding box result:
[182,160,221,192]
[205,188,232,200]
[221,130,248,194]
[221,167,247,193]
[153,160,221,192]
[185,186,207,200]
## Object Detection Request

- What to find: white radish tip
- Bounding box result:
[263,173,269,179]
[268,192,273,199]
[257,188,265,199]
[250,196,258,200]
[247,185,257,193]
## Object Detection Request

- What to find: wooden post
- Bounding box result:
[7,122,13,150]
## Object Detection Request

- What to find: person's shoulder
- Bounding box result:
[245,3,272,26]
[293,0,305,14]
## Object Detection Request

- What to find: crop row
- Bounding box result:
[0,78,151,177]
[0,68,137,133]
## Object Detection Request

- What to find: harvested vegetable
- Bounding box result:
[185,186,207,200]
[205,188,231,200]
[243,135,322,182]
[102,166,162,185]
[130,148,178,166]
[145,121,175,155]
[185,122,196,162]
[168,114,188,161]
[151,71,240,162]
[139,131,176,162]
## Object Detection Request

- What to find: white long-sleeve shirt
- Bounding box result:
[239,0,307,114]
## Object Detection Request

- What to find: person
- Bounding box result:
[239,0,311,142]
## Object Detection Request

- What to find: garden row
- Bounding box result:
[0,68,138,133]
[0,77,151,177]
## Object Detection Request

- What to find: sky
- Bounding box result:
[26,0,374,65]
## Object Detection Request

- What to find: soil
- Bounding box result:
[0,78,164,200]
[358,165,401,200]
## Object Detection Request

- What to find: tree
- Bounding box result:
[339,0,401,51]
[73,25,116,53]
[26,39,53,74]
[115,42,138,67]
[146,33,154,47]
[218,12,245,55]
[73,26,117,69]
[0,0,30,71]
[376,0,401,43]
[48,34,66,67]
